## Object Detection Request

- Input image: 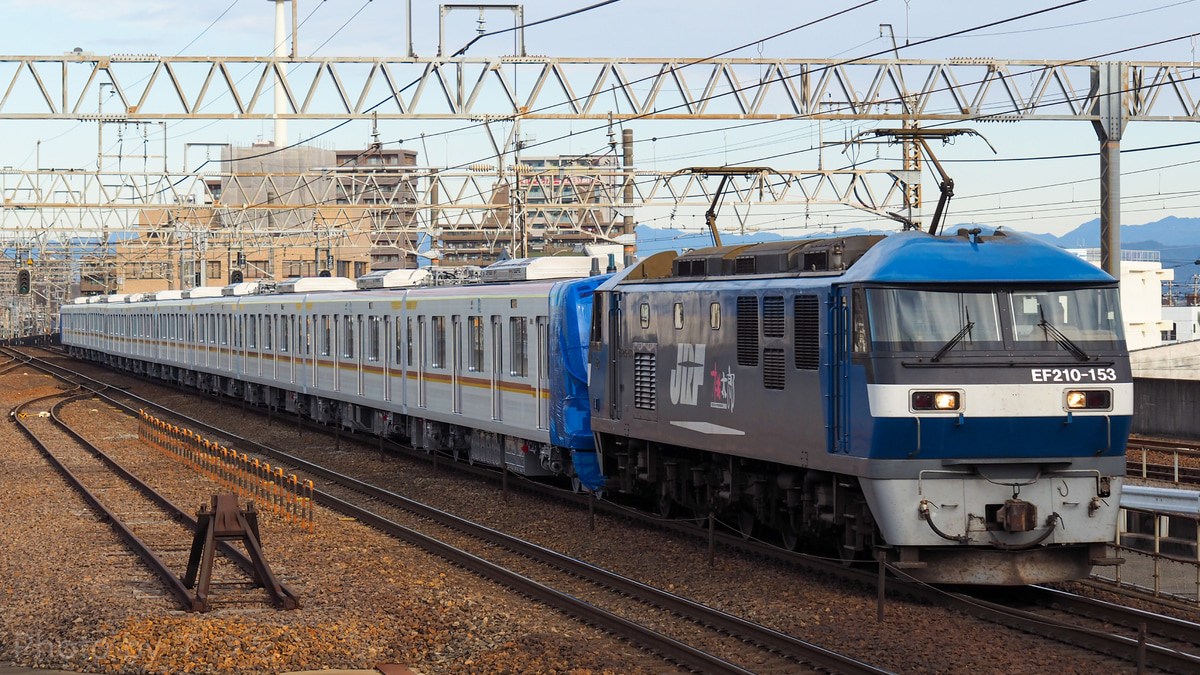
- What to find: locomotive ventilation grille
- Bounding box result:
[737,296,759,366]
[794,295,820,370]
[763,296,785,337]
[764,348,786,390]
[634,351,657,410]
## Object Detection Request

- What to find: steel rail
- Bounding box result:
[29,346,1200,672]
[1027,585,1200,646]
[11,391,204,612]
[45,394,300,610]
[18,349,890,674]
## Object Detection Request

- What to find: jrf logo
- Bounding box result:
[669,343,706,405]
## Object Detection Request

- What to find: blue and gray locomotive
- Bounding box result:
[587,228,1128,584]
[60,227,1130,585]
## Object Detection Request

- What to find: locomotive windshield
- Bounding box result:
[865,287,1123,354]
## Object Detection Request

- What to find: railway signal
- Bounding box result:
[17,268,30,295]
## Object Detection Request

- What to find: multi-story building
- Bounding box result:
[95,143,420,294]
[440,154,626,267]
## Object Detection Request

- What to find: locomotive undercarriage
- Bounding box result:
[596,433,878,559]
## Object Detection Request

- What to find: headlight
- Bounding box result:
[1066,390,1111,410]
[912,391,961,411]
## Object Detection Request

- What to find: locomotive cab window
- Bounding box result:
[639,303,650,329]
[1010,288,1123,350]
[866,289,1003,353]
[710,303,720,330]
[673,303,683,329]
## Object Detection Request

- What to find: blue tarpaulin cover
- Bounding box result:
[548,274,611,451]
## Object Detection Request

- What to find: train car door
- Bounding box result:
[417,316,427,408]
[452,315,462,413]
[490,315,502,420]
[829,288,851,454]
[383,316,392,402]
[536,316,548,430]
[357,314,365,396]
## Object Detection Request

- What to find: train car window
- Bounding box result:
[795,295,821,369]
[468,316,484,371]
[673,303,683,329]
[264,315,273,351]
[710,303,721,330]
[763,296,785,337]
[321,315,331,356]
[510,317,528,377]
[394,316,403,365]
[639,303,650,329]
[220,315,228,345]
[417,316,427,369]
[453,316,463,372]
[737,296,759,366]
[406,317,413,366]
[197,315,205,343]
[248,315,257,348]
[367,316,381,362]
[343,315,355,359]
[431,316,446,368]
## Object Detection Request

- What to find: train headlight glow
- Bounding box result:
[1065,390,1111,410]
[911,391,961,411]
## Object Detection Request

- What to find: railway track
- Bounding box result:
[24,345,1200,673]
[9,347,889,675]
[8,383,298,613]
[952,585,1200,674]
[1127,435,1200,487]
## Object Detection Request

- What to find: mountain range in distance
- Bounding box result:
[635,215,1200,269]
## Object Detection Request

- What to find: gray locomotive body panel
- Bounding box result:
[592,277,843,473]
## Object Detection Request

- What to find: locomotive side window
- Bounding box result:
[710,303,720,330]
[510,317,528,377]
[591,294,604,344]
[468,316,484,371]
[851,289,868,354]
[673,303,683,329]
[639,303,650,329]
[431,316,446,368]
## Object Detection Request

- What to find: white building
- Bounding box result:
[1069,249,1173,351]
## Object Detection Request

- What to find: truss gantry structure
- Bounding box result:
[0,166,908,250]
[0,55,1194,121]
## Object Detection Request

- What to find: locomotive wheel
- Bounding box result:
[656,491,675,518]
[738,510,758,539]
[780,528,801,551]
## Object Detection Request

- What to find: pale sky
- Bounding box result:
[2,0,1199,239]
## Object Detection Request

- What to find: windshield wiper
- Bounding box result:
[1038,308,1090,361]
[932,320,975,362]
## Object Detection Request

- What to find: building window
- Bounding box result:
[207,260,222,279]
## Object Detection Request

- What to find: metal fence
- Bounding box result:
[137,410,315,531]
[1093,506,1200,603]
